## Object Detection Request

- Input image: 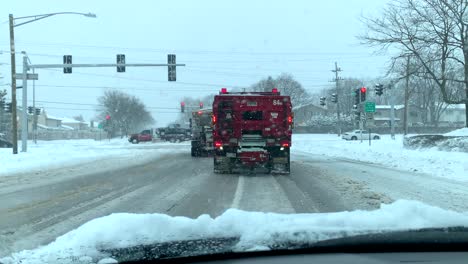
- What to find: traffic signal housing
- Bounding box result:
[319,97,326,106]
[63,55,72,74]
[199,102,204,109]
[360,87,367,102]
[331,93,338,103]
[35,108,41,115]
[5,102,12,113]
[354,89,360,105]
[181,102,185,113]
[116,54,126,72]
[28,106,34,114]
[375,84,384,96]
[168,54,176,81]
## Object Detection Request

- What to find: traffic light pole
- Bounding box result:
[21,55,28,152]
[390,96,396,140]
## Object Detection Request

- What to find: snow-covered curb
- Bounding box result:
[2,200,467,263]
[292,134,468,182]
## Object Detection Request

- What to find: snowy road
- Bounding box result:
[1,142,468,257]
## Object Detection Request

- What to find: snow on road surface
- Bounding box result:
[2,200,468,263]
[293,134,467,182]
[0,139,188,178]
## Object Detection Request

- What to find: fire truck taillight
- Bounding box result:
[214,141,223,149]
[288,115,293,124]
[212,115,217,124]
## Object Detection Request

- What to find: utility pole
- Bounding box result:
[403,56,410,135]
[9,14,18,154]
[331,62,342,136]
[32,67,37,144]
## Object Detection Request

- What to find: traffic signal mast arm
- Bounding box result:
[28,63,186,69]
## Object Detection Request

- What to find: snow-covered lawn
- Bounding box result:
[2,200,468,263]
[0,139,188,177]
[292,133,468,182]
[445,127,468,136]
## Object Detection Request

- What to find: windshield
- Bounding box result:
[1,0,468,263]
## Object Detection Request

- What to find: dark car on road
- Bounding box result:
[0,134,13,148]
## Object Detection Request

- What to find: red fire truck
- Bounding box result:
[212,88,293,174]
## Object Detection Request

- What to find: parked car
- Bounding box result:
[0,137,13,148]
[342,130,381,140]
[128,129,153,144]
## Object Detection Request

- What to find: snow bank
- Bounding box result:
[2,200,468,263]
[293,134,468,182]
[0,139,188,177]
[445,127,468,136]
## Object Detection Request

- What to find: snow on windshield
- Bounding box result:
[2,200,468,263]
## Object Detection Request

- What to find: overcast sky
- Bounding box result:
[1,0,390,126]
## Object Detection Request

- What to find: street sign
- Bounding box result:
[365,101,376,113]
[15,73,38,80]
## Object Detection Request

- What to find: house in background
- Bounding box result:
[437,104,465,126]
[60,117,89,130]
[293,102,329,126]
[374,105,426,126]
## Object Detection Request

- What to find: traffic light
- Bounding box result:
[168,54,176,81]
[28,106,34,114]
[181,102,185,113]
[331,93,338,103]
[319,97,326,106]
[0,99,4,110]
[5,102,12,113]
[354,89,360,105]
[375,84,384,96]
[63,55,72,74]
[116,54,126,72]
[199,102,204,109]
[35,108,41,115]
[360,87,367,102]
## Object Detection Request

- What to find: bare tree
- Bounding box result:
[97,90,154,136]
[361,0,468,126]
[250,73,310,107]
[73,114,85,122]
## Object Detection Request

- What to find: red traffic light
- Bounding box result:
[199,102,204,108]
[221,88,227,94]
[105,115,111,120]
[272,88,278,93]
[360,87,367,93]
[181,102,185,106]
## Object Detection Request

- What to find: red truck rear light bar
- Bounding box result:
[219,88,280,95]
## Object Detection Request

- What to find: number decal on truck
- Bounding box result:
[273,99,283,105]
